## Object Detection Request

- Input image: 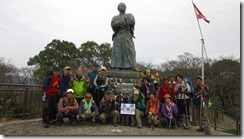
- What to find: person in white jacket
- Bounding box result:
[174,74,191,129]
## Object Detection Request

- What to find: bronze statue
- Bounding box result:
[110,3,137,71]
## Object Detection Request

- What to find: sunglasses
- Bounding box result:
[85,96,91,98]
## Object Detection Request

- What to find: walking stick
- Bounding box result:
[199,88,203,129]
[169,105,172,128]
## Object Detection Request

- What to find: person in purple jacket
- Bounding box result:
[161,94,178,129]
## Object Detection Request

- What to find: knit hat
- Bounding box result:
[145,68,151,73]
[104,90,111,94]
[164,94,171,99]
[134,89,139,95]
[169,73,176,78]
[122,89,130,95]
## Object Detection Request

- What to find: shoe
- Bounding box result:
[56,121,62,126]
[184,124,190,129]
[91,121,96,126]
[125,123,129,126]
[113,123,117,127]
[120,122,124,126]
[148,123,152,128]
[196,128,204,132]
[101,120,106,125]
[137,124,142,129]
[49,120,56,125]
[171,125,175,129]
[71,121,77,126]
[43,123,49,128]
[130,123,135,127]
[178,122,183,127]
[155,123,160,128]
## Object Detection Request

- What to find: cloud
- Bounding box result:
[0,0,240,68]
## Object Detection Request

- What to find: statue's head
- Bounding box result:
[118,3,126,13]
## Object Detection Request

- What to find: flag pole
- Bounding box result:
[191,0,205,83]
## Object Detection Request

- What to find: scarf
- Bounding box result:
[149,97,157,113]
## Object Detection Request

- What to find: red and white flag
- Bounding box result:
[193,3,210,23]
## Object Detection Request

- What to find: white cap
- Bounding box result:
[66,89,74,94]
[134,89,139,95]
[101,66,106,71]
[64,66,71,70]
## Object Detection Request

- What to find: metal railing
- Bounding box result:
[0,83,43,119]
[190,102,240,135]
[0,83,241,135]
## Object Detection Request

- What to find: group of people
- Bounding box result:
[42,65,210,132]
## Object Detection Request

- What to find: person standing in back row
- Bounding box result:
[42,66,61,128]
[69,68,90,105]
[87,64,100,99]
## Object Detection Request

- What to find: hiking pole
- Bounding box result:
[169,114,172,129]
[169,106,172,129]
[184,92,190,128]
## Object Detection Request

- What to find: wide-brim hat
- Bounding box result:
[164,94,171,99]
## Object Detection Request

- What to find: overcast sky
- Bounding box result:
[0,0,240,68]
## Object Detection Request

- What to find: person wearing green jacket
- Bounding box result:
[130,89,146,129]
[69,68,90,105]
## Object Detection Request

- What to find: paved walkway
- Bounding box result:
[0,118,233,136]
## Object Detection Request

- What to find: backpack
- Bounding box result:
[183,77,194,98]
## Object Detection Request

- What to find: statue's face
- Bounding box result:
[118,3,126,12]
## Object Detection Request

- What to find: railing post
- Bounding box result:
[236,114,240,135]
[22,87,29,119]
[214,107,217,131]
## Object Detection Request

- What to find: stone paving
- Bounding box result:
[0,118,233,136]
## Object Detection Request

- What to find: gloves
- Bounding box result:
[42,94,46,102]
[149,112,152,115]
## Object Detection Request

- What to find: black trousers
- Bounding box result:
[94,89,105,107]
[176,99,190,116]
[56,109,79,122]
[42,94,58,124]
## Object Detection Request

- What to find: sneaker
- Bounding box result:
[184,124,190,129]
[43,123,49,128]
[137,123,142,129]
[178,122,183,127]
[196,128,204,132]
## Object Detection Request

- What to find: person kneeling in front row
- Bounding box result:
[56,89,79,126]
[99,90,119,127]
[161,94,178,129]
[77,92,99,126]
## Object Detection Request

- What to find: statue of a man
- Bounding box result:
[110,3,137,71]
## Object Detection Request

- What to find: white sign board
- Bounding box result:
[120,103,135,115]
